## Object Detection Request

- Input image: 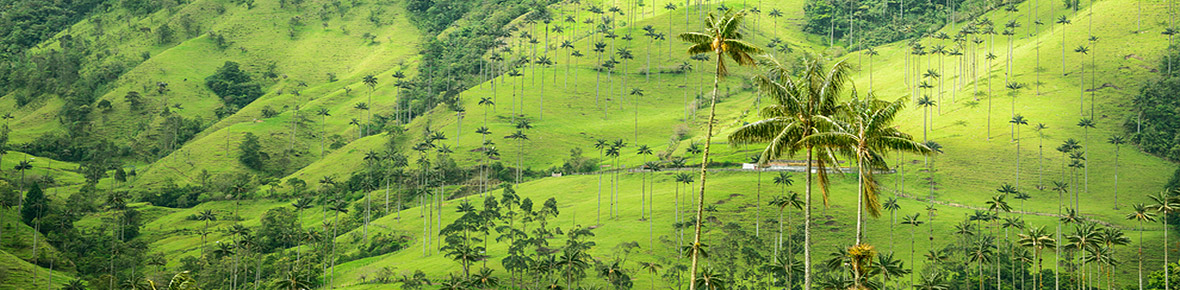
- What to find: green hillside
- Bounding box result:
[0,0,1178,288]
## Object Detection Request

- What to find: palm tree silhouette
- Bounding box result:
[1056,16,1071,76]
[1076,118,1094,195]
[535,56,553,120]
[1009,115,1028,187]
[883,197,900,252]
[13,159,32,195]
[636,144,653,220]
[901,213,924,288]
[1074,45,1089,116]
[1033,123,1048,188]
[593,41,608,107]
[363,74,377,124]
[630,88,644,142]
[917,95,936,142]
[317,108,330,158]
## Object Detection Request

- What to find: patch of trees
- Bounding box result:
[139,183,204,208]
[1126,42,1180,162]
[206,61,265,110]
[397,0,551,121]
[17,133,130,162]
[239,132,267,171]
[0,0,108,59]
[803,0,999,49]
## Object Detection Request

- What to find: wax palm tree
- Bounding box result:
[197,210,217,257]
[272,271,313,290]
[1097,227,1130,287]
[1056,16,1071,76]
[636,144,653,220]
[729,56,852,290]
[1065,222,1100,288]
[1148,191,1179,290]
[1126,203,1157,290]
[803,95,934,244]
[1010,114,1028,187]
[313,108,331,159]
[866,47,879,88]
[594,138,609,224]
[1108,135,1126,208]
[1073,45,1089,116]
[14,160,31,194]
[674,172,694,256]
[630,88,644,142]
[917,95,935,142]
[901,213,924,288]
[606,145,621,219]
[915,271,950,290]
[1076,118,1095,195]
[1034,123,1048,188]
[883,197,901,251]
[561,40,575,87]
[536,56,553,120]
[968,236,996,290]
[593,41,608,106]
[694,267,727,290]
[1018,226,1055,290]
[678,9,761,288]
[290,198,313,263]
[770,192,804,259]
[639,262,662,290]
[363,74,377,124]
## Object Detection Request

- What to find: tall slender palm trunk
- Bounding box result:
[688,59,721,290]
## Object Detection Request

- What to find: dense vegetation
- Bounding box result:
[1127,41,1180,162]
[803,0,1000,49]
[397,0,553,120]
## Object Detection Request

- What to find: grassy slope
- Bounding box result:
[320,0,1178,287]
[12,0,1176,287]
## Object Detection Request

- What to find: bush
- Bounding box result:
[239,132,267,171]
[205,61,264,108]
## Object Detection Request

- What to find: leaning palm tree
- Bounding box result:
[678,9,761,289]
[1126,203,1157,290]
[1148,191,1180,290]
[803,94,934,244]
[729,56,852,290]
